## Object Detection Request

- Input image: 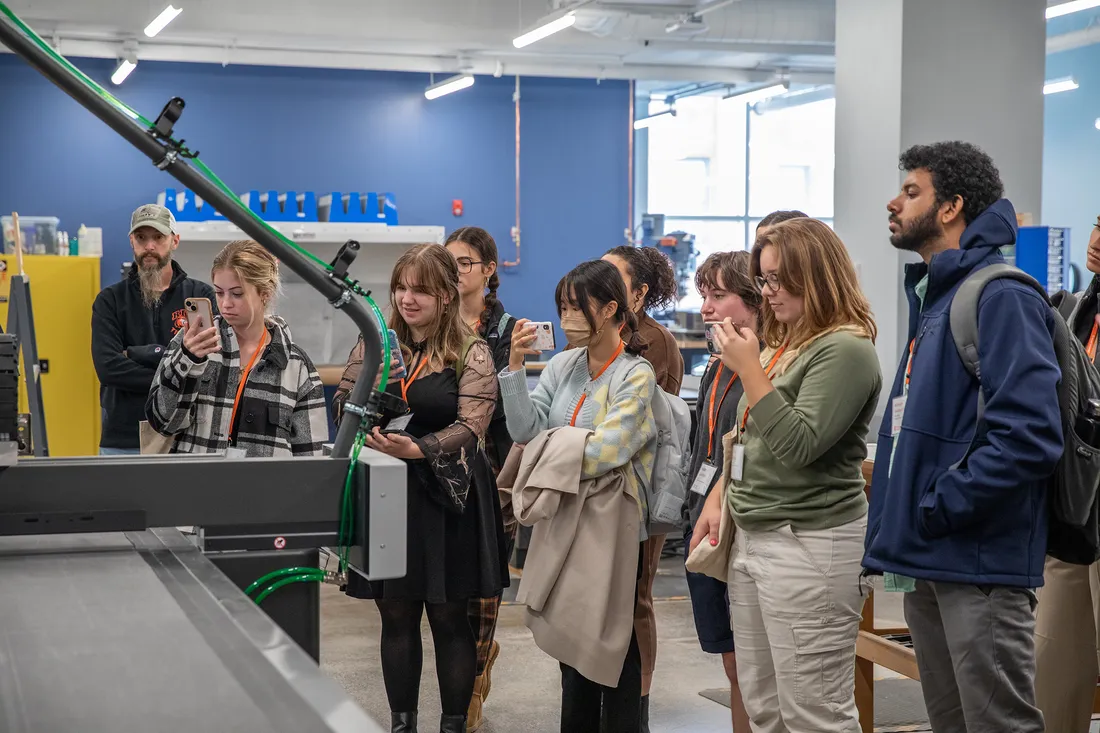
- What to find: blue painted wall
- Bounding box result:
[0,56,629,341]
[1044,22,1100,280]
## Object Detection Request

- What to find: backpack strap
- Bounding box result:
[1052,290,1080,323]
[454,334,479,381]
[494,312,513,339]
[950,263,1050,382]
[949,264,1055,467]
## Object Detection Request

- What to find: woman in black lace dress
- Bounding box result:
[333,244,508,733]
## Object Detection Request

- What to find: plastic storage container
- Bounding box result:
[2,216,60,255]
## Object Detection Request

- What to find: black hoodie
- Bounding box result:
[91,261,216,449]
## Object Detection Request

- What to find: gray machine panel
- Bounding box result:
[356,448,408,581]
[0,529,384,733]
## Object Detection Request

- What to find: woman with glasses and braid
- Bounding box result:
[444,227,515,732]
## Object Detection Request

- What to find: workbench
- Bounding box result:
[0,528,384,733]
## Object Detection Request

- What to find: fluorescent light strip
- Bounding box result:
[513,11,577,49]
[1046,0,1100,19]
[725,83,789,105]
[425,74,474,100]
[111,59,137,85]
[144,5,182,38]
[633,109,674,130]
[1043,77,1079,94]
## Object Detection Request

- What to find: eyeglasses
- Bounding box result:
[455,257,484,274]
[754,273,781,293]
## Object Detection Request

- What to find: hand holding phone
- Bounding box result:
[529,322,557,352]
[704,322,723,355]
[185,297,214,331]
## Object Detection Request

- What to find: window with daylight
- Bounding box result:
[642,89,836,306]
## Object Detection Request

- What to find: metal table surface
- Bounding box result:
[0,529,383,733]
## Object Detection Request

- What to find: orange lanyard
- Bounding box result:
[230,331,269,432]
[400,354,429,402]
[905,339,916,388]
[740,342,788,433]
[1087,319,1099,362]
[570,341,625,427]
[706,362,737,461]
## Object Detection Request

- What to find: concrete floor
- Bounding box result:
[318,563,1098,733]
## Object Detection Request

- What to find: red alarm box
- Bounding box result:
[452,199,463,217]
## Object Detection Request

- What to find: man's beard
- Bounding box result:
[890,205,942,253]
[137,252,171,308]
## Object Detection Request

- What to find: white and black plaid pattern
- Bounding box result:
[146,315,328,456]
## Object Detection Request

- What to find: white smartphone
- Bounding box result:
[704,322,722,355]
[529,322,557,351]
[185,297,215,331]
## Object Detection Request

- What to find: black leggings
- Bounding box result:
[375,599,476,715]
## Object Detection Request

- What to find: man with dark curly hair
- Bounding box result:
[863,141,1062,732]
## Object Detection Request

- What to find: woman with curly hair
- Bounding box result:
[602,244,684,730]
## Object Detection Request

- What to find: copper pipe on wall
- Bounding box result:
[503,74,521,267]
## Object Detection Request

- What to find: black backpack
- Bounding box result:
[949,264,1100,565]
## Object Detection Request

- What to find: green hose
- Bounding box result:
[254,572,327,605]
[0,1,395,604]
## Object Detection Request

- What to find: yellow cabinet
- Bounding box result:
[0,255,101,456]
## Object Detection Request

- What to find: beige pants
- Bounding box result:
[1034,556,1100,733]
[728,516,867,733]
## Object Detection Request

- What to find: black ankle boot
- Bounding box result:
[391,711,418,733]
[640,695,651,733]
[439,713,466,732]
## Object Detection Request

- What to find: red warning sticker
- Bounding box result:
[273,536,287,550]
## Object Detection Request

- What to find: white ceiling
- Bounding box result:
[2,0,837,86]
[1,0,1096,88]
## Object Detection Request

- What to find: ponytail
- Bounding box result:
[622,310,648,356]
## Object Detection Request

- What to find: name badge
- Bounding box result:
[730,444,745,482]
[891,396,907,437]
[387,413,414,432]
[690,462,718,496]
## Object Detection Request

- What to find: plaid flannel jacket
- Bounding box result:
[146,315,328,456]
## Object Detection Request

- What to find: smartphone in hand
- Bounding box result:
[386,329,407,380]
[529,322,557,351]
[704,322,722,355]
[185,297,215,331]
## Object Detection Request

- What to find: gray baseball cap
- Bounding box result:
[129,204,176,236]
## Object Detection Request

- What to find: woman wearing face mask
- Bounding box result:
[600,245,681,728]
[691,218,881,732]
[682,250,760,732]
[500,259,657,733]
[333,244,508,733]
[443,226,516,731]
[145,239,327,456]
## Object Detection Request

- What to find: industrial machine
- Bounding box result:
[640,213,697,303]
[0,6,403,731]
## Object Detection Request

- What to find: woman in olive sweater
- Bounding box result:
[692,217,881,732]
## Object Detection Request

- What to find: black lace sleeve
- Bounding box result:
[410,340,498,512]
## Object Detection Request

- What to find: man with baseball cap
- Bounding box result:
[91,204,216,454]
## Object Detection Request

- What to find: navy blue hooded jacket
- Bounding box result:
[863,199,1063,588]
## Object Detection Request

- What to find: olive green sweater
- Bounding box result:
[727,329,882,531]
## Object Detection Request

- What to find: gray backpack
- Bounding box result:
[949,263,1100,564]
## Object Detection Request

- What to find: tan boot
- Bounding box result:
[481,641,501,702]
[466,674,486,732]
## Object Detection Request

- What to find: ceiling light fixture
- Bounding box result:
[111,58,137,85]
[144,5,182,38]
[724,82,789,105]
[1046,0,1100,19]
[633,108,676,130]
[1094,117,1100,130]
[425,73,475,100]
[513,10,577,49]
[1043,76,1079,94]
